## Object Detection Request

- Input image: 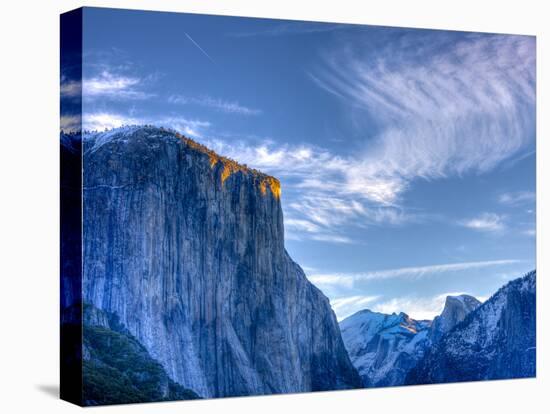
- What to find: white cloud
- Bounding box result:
[74,34,534,245]
[308,259,520,288]
[192,35,534,243]
[371,291,490,321]
[371,293,461,321]
[82,112,140,131]
[288,196,366,227]
[460,212,506,232]
[163,117,211,137]
[331,290,488,321]
[60,115,81,132]
[199,137,415,242]
[285,217,355,244]
[79,110,406,241]
[82,112,210,138]
[83,71,153,100]
[309,234,354,244]
[169,94,261,116]
[308,274,355,289]
[330,295,381,321]
[499,191,536,205]
[311,34,535,204]
[60,80,80,99]
[523,228,536,237]
[285,218,322,233]
[331,295,381,311]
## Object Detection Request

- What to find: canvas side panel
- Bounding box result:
[60,8,83,407]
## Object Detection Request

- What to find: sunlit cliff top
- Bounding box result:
[77,125,281,199]
[177,131,280,199]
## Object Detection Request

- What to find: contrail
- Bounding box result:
[184,32,216,64]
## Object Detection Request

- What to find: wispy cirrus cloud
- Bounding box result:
[83,70,154,100]
[330,295,381,321]
[284,195,413,243]
[307,259,520,288]
[310,33,535,204]
[70,34,535,245]
[317,256,519,320]
[199,137,414,242]
[197,33,534,243]
[499,191,536,205]
[62,70,155,102]
[460,212,506,232]
[284,217,354,244]
[169,94,262,116]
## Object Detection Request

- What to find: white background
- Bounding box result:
[0,0,548,412]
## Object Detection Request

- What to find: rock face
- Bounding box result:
[340,294,480,387]
[406,271,536,384]
[80,126,362,398]
[82,305,200,405]
[429,295,481,343]
[340,311,431,387]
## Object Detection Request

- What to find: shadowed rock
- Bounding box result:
[79,126,362,398]
[406,271,536,384]
[340,294,481,387]
[430,294,481,343]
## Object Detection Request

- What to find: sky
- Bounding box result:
[62,7,536,321]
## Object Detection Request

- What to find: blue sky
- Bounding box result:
[62,7,536,321]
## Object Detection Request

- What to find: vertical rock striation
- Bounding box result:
[81,126,362,398]
[82,305,201,405]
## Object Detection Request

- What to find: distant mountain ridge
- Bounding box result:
[340,293,481,387]
[340,310,431,387]
[340,272,535,388]
[406,271,536,384]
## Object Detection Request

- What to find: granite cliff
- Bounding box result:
[429,295,481,343]
[79,126,362,399]
[82,305,200,405]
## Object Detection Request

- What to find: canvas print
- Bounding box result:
[60,7,536,406]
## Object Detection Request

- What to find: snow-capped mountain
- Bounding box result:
[340,293,481,387]
[406,271,536,384]
[340,310,431,387]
